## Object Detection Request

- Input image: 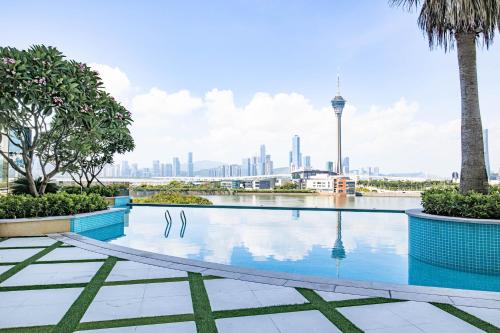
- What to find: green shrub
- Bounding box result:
[421,186,500,219]
[0,192,109,219]
[133,192,212,205]
[11,177,58,195]
[61,184,128,197]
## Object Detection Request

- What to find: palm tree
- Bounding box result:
[390,0,499,194]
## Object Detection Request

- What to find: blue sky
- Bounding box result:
[1,0,499,176]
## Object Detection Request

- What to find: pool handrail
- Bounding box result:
[164,210,173,238]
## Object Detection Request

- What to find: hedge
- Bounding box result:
[0,193,109,219]
[133,192,212,205]
[421,187,500,219]
[61,185,128,197]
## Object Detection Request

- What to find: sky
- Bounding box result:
[1,0,499,176]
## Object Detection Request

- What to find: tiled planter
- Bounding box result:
[105,196,131,207]
[407,209,500,275]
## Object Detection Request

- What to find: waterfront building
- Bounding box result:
[188,152,194,177]
[305,174,355,196]
[331,75,346,175]
[484,129,491,180]
[290,135,302,171]
[173,157,181,177]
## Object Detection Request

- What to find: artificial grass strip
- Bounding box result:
[51,256,118,333]
[0,325,54,333]
[202,275,225,280]
[188,272,218,333]
[297,288,363,333]
[76,314,195,331]
[0,282,88,292]
[331,297,404,308]
[431,302,500,333]
[213,303,315,319]
[0,241,62,284]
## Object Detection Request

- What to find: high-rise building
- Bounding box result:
[326,161,334,172]
[121,161,130,178]
[251,156,258,176]
[188,152,194,177]
[288,151,293,167]
[303,155,311,169]
[131,163,138,177]
[484,129,491,180]
[242,158,251,176]
[259,144,266,175]
[172,157,181,177]
[230,164,241,177]
[291,135,301,171]
[342,157,350,174]
[152,160,160,177]
[265,155,273,175]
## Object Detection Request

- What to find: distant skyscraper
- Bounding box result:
[484,129,491,180]
[373,166,380,176]
[152,160,160,177]
[131,163,138,177]
[342,157,350,174]
[259,144,266,175]
[251,156,258,176]
[265,155,273,175]
[242,158,251,176]
[291,135,301,171]
[172,157,181,177]
[188,152,194,177]
[121,161,130,178]
[303,155,311,169]
[326,161,334,172]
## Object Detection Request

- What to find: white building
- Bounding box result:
[305,174,355,195]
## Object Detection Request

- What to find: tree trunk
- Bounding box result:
[25,170,39,196]
[456,32,489,194]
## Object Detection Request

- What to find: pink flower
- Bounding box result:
[33,77,47,85]
[52,96,64,106]
[2,57,16,65]
[78,63,86,71]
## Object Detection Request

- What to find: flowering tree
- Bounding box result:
[66,93,134,188]
[0,45,134,196]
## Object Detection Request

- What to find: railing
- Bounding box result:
[164,210,172,238]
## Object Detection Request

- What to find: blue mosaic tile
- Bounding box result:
[113,196,131,207]
[409,216,500,275]
[71,210,127,233]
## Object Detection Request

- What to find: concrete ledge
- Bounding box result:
[49,232,500,308]
[0,208,126,237]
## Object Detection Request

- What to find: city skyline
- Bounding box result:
[6,2,497,176]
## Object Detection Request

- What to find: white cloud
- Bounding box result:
[91,64,498,177]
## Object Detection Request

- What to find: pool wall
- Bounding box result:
[407,209,500,275]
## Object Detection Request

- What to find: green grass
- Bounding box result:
[76,314,195,331]
[331,297,404,308]
[0,242,62,284]
[188,272,218,333]
[51,257,118,333]
[297,288,363,333]
[432,303,500,333]
[213,303,315,319]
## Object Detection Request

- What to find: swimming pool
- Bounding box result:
[80,205,500,292]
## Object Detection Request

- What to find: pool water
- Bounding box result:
[81,206,500,292]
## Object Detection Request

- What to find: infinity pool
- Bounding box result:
[81,206,500,292]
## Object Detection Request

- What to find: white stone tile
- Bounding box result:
[0,288,82,328]
[0,262,103,286]
[82,283,193,322]
[0,237,56,248]
[316,290,372,302]
[270,310,341,333]
[0,248,41,263]
[0,265,13,275]
[334,285,390,298]
[204,278,282,295]
[106,261,186,282]
[79,322,196,333]
[37,247,107,261]
[208,290,262,311]
[216,314,279,333]
[457,306,500,327]
[253,288,308,307]
[451,296,500,309]
[338,301,482,332]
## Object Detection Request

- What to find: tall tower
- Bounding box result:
[331,75,346,175]
[188,152,194,177]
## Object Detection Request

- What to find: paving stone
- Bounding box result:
[457,305,500,327]
[0,262,103,286]
[106,260,186,281]
[0,288,83,328]
[335,285,390,298]
[216,310,340,333]
[451,296,500,309]
[0,237,56,248]
[0,248,41,263]
[338,301,482,332]
[37,247,107,262]
[78,321,197,332]
[205,278,307,311]
[0,265,13,275]
[82,282,193,322]
[390,291,452,303]
[316,290,373,302]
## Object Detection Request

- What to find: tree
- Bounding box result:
[66,94,134,188]
[390,0,499,194]
[0,45,133,195]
